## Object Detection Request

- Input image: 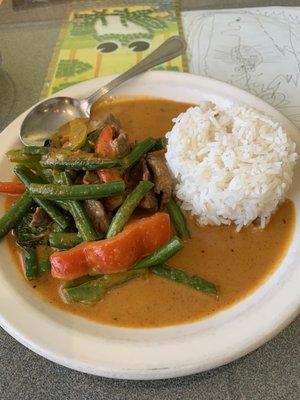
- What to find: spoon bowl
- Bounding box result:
[20,36,186,146]
[20,97,89,146]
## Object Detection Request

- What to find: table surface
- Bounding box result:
[0,1,299,399]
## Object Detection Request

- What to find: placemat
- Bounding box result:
[41,0,186,97]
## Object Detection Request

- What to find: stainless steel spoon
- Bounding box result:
[20,36,186,146]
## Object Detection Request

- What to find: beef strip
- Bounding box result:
[125,158,158,211]
[30,207,52,228]
[111,130,131,158]
[146,152,173,210]
[103,113,122,130]
[89,113,130,158]
[82,171,100,185]
[84,200,110,235]
[87,113,122,134]
[139,159,158,210]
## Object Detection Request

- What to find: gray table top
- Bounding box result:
[0,1,299,398]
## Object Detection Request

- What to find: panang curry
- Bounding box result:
[2,97,295,327]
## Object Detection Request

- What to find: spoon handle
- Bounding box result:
[85,36,186,108]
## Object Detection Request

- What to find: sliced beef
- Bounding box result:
[138,159,158,211]
[82,171,100,185]
[146,152,173,209]
[84,200,110,235]
[125,158,158,211]
[90,113,130,158]
[87,113,122,134]
[30,207,52,228]
[111,130,130,158]
[103,113,122,130]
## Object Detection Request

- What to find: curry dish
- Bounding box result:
[2,97,296,328]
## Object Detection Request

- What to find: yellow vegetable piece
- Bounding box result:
[68,119,88,150]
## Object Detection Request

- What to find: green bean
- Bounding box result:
[81,129,101,152]
[0,193,33,239]
[17,161,44,172]
[106,180,154,238]
[28,181,125,200]
[14,166,69,230]
[59,172,98,241]
[62,269,147,305]
[36,168,53,183]
[134,236,183,270]
[80,142,94,153]
[167,197,190,239]
[41,156,120,170]
[49,232,82,249]
[54,199,70,212]
[14,161,53,183]
[6,150,41,163]
[152,264,217,295]
[21,147,50,156]
[122,137,156,168]
[71,202,100,241]
[151,137,167,151]
[41,137,155,170]
[51,222,68,233]
[22,246,38,280]
[36,245,52,273]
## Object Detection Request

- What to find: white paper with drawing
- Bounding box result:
[182,7,300,128]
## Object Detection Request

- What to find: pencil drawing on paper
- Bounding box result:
[182,8,300,127]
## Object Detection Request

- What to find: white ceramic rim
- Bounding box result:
[0,71,299,380]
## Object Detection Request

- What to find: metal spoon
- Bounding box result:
[20,36,186,147]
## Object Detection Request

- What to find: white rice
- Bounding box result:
[165,102,298,230]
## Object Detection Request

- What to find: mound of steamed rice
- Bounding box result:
[165,102,298,230]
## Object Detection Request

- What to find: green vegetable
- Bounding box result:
[28,181,125,200]
[49,232,82,249]
[152,264,217,295]
[41,155,120,170]
[59,172,98,242]
[34,167,54,183]
[21,246,38,280]
[106,180,154,238]
[36,245,52,273]
[14,166,69,230]
[62,269,147,305]
[151,137,167,151]
[66,201,97,241]
[51,222,68,233]
[17,161,44,174]
[134,236,183,270]
[81,129,101,152]
[21,146,50,156]
[122,137,156,168]
[167,198,190,239]
[0,193,33,239]
[80,142,94,153]
[6,150,41,163]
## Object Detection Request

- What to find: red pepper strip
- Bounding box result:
[95,125,120,182]
[50,212,171,280]
[97,168,121,183]
[95,125,116,157]
[0,182,25,194]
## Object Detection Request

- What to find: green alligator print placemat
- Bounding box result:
[42,1,187,97]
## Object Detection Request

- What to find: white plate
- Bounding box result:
[0,71,299,380]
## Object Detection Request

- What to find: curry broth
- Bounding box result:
[5,97,296,328]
